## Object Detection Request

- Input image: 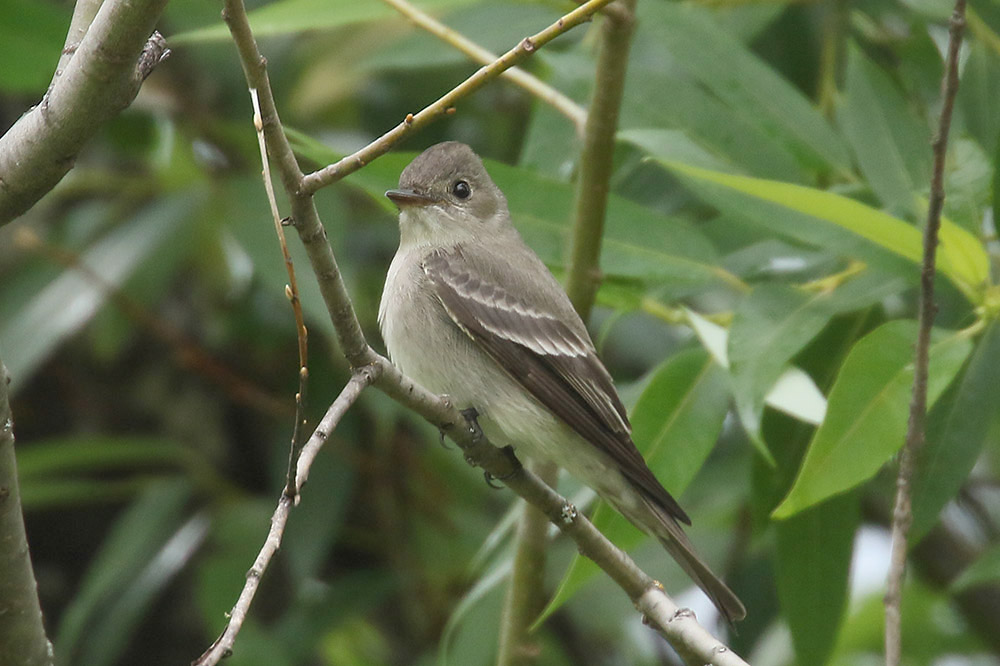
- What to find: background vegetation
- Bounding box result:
[1,0,999,664]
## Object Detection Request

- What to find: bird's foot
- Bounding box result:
[459,406,482,443]
[482,446,522,489]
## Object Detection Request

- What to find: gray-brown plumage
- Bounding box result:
[379,142,746,623]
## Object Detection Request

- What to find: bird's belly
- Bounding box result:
[379,254,631,506]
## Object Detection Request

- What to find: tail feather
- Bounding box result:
[639,497,747,624]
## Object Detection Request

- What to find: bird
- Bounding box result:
[378,141,745,624]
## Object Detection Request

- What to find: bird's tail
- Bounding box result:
[638,496,747,625]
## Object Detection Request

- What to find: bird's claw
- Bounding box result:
[483,471,504,489]
[482,446,521,489]
[460,407,483,443]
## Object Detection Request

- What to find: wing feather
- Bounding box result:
[423,248,690,525]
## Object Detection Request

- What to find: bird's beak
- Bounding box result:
[386,189,438,208]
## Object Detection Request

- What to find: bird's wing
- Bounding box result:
[422,247,690,525]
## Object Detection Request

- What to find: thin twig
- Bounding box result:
[564,0,635,320]
[381,0,586,133]
[192,370,376,666]
[248,88,311,492]
[299,0,618,195]
[56,0,103,77]
[884,3,967,665]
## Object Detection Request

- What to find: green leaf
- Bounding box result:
[363,2,563,72]
[278,571,397,664]
[776,492,859,666]
[439,556,509,666]
[660,161,990,303]
[56,480,199,665]
[839,44,930,214]
[729,275,906,444]
[959,41,1000,151]
[79,516,208,666]
[729,284,831,445]
[15,435,209,510]
[171,0,477,43]
[620,128,740,174]
[195,500,277,631]
[832,576,986,659]
[994,131,1000,244]
[910,321,1000,540]
[730,286,833,443]
[952,543,1000,592]
[504,167,722,287]
[281,444,357,580]
[686,308,825,451]
[20,478,166,510]
[624,79,806,181]
[943,137,995,234]
[537,350,729,623]
[773,321,973,518]
[636,2,850,175]
[0,0,67,94]
[0,198,193,392]
[16,436,195,479]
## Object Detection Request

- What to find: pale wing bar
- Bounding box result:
[423,249,691,526]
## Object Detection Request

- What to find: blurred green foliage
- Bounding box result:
[1,0,999,665]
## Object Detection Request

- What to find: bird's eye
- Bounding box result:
[451,180,472,200]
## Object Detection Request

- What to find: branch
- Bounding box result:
[863,493,1000,654]
[884,3,967,665]
[248,88,311,491]
[496,461,556,666]
[192,369,375,666]
[299,0,618,195]
[215,0,748,663]
[56,0,103,76]
[499,2,637,663]
[0,0,170,225]
[564,0,636,319]
[0,359,53,666]
[380,0,586,133]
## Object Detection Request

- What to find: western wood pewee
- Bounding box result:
[379,142,746,623]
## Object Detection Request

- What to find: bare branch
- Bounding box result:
[884,3,967,664]
[0,0,170,224]
[380,0,586,133]
[0,359,53,666]
[299,0,618,195]
[565,0,636,319]
[192,369,376,666]
[636,589,746,666]
[56,0,103,76]
[248,88,311,492]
